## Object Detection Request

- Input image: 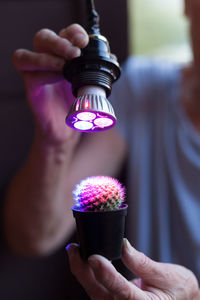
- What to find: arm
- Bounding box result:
[3,24,127,256]
[67,239,200,300]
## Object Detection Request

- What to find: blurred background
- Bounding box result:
[128,0,191,62]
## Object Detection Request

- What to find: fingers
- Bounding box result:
[88,254,145,299]
[67,243,145,299]
[12,49,65,89]
[13,49,65,72]
[122,239,195,290]
[59,23,89,48]
[122,239,170,287]
[66,244,108,300]
[13,24,89,85]
[123,239,200,299]
[33,24,88,59]
[34,28,81,59]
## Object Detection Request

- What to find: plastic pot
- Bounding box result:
[72,204,128,260]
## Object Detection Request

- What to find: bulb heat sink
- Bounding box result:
[66,86,116,132]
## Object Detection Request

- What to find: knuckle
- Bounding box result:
[105,274,132,299]
[137,253,162,280]
[138,252,152,270]
[162,269,174,283]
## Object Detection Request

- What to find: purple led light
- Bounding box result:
[66,112,116,132]
[77,112,96,121]
[94,117,113,128]
[74,121,93,130]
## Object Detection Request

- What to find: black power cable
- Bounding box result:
[86,0,100,34]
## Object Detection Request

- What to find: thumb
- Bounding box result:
[122,239,173,288]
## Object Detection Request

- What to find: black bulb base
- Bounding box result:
[63,35,121,97]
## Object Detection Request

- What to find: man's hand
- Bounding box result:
[12,24,89,145]
[67,239,200,299]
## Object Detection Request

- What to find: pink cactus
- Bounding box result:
[73,176,125,211]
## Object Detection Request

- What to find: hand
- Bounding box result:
[66,239,200,299]
[12,24,89,145]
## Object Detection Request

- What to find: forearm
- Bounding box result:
[3,132,80,256]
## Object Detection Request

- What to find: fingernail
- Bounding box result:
[65,243,77,258]
[65,244,72,256]
[88,256,100,270]
[123,238,134,255]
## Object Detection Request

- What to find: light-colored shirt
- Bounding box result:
[110,56,200,280]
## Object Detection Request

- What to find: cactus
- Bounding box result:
[73,176,125,211]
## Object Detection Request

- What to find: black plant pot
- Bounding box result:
[72,204,128,261]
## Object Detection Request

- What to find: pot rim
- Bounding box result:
[72,203,128,214]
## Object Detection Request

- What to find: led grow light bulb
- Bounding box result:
[65,86,116,132]
[63,0,121,133]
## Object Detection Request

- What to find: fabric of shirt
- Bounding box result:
[110,56,200,280]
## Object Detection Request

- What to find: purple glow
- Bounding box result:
[74,121,93,130]
[94,117,113,128]
[77,112,96,121]
[66,112,116,132]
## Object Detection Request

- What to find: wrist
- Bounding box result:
[34,123,81,150]
[31,126,81,166]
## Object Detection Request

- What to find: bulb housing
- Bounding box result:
[66,86,116,132]
[63,1,121,132]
